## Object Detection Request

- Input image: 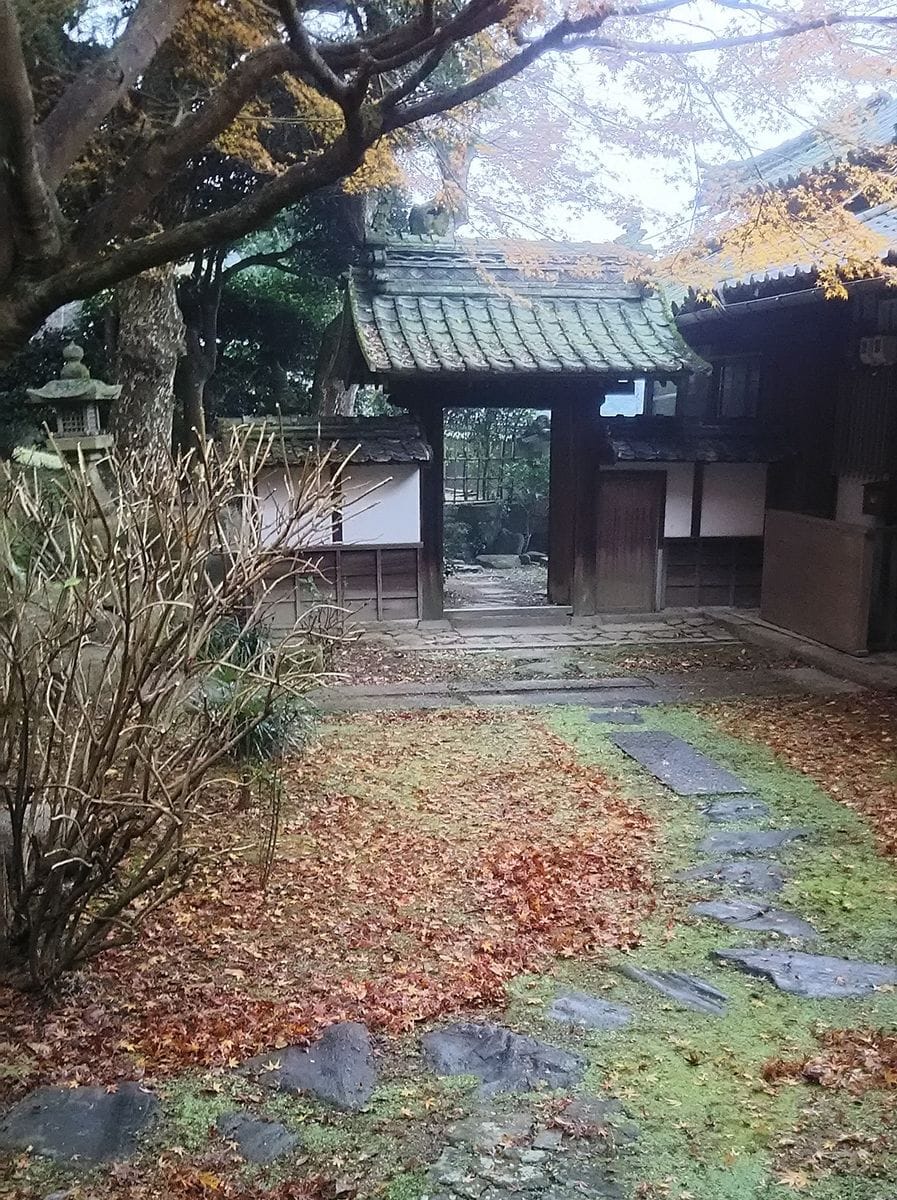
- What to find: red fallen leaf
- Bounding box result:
[2,709,655,1102]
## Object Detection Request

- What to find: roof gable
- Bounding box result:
[348,238,705,381]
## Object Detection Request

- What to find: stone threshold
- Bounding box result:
[315,675,651,700]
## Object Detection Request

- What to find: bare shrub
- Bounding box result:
[0,434,339,990]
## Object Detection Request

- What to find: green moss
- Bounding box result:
[539,703,897,1198]
[383,1169,429,1200]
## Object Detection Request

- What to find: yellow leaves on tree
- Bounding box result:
[675,150,897,299]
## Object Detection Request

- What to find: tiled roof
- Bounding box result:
[220,416,431,464]
[701,93,897,194]
[605,418,789,464]
[673,199,897,303]
[348,238,704,380]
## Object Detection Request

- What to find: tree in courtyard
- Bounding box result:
[1,0,895,379]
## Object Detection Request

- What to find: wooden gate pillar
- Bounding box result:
[548,398,575,605]
[418,402,445,620]
[570,395,602,617]
[549,393,603,616]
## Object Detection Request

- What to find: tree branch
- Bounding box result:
[75,42,300,255]
[0,0,60,268]
[221,241,309,279]
[27,126,377,325]
[37,0,191,191]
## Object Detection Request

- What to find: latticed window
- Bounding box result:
[59,409,88,434]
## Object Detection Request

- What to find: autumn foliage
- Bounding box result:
[0,709,654,1102]
[706,694,897,858]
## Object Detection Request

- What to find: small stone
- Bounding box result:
[0,1083,159,1163]
[619,964,728,1016]
[699,829,810,857]
[241,1021,375,1111]
[713,949,897,998]
[675,858,787,894]
[691,899,818,940]
[532,1128,564,1150]
[445,1111,533,1153]
[519,1148,548,1163]
[421,1022,584,1096]
[546,992,632,1032]
[588,710,644,726]
[555,1097,623,1134]
[216,1112,298,1163]
[702,798,770,824]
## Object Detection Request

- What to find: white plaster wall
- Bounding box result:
[257,468,334,548]
[341,464,421,544]
[605,462,693,537]
[662,463,694,538]
[835,475,881,527]
[700,463,767,537]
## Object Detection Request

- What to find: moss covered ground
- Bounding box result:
[4,700,897,1200]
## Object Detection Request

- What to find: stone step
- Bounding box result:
[446,605,572,630]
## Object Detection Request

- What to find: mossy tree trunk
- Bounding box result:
[110,263,184,459]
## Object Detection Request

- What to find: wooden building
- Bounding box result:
[676,95,897,654]
[221,416,431,626]
[318,236,792,621]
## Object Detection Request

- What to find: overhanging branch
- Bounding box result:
[37,0,191,191]
[0,0,60,268]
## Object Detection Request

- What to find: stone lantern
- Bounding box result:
[26,342,120,461]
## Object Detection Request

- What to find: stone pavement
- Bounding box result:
[316,663,860,713]
[361,611,737,652]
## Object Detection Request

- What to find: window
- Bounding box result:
[715,358,761,419]
[602,379,646,417]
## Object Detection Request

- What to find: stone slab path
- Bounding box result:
[690,899,819,940]
[618,965,729,1016]
[610,731,751,795]
[241,1021,376,1111]
[713,949,897,998]
[421,1022,584,1098]
[0,1084,158,1162]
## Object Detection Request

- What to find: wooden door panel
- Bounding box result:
[596,473,663,611]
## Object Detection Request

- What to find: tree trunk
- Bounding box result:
[312,312,358,417]
[110,264,184,458]
[175,354,209,453]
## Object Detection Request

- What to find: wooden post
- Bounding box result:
[570,394,602,617]
[418,402,445,620]
[548,398,575,605]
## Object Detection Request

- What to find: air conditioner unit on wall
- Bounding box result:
[859,334,897,366]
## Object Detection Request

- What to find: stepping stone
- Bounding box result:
[242,1021,375,1111]
[421,1022,584,1097]
[702,797,770,824]
[610,732,749,796]
[445,1110,533,1153]
[546,991,633,1031]
[691,899,818,940]
[216,1112,298,1163]
[0,1083,159,1162]
[676,858,787,894]
[589,710,644,725]
[699,828,810,857]
[618,965,728,1016]
[713,949,897,998]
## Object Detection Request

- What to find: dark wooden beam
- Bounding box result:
[548,397,575,605]
[690,461,704,539]
[417,401,444,620]
[570,395,602,617]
